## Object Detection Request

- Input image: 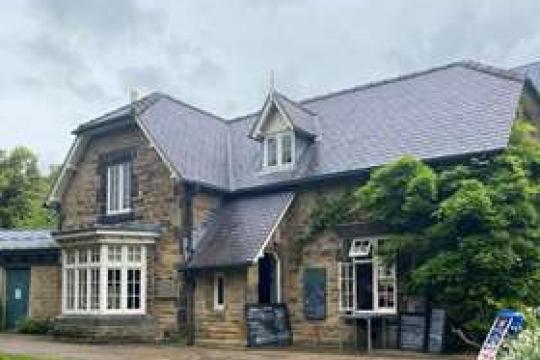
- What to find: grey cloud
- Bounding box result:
[118,65,171,93]
[22,36,105,101]
[28,0,164,43]
[2,0,540,172]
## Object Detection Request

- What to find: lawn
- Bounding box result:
[0,354,53,360]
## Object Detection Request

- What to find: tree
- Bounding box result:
[0,147,57,229]
[354,117,540,345]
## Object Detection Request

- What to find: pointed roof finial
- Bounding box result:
[269,69,275,92]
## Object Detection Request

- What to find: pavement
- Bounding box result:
[0,334,474,360]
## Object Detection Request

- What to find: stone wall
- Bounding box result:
[60,125,183,340]
[29,266,61,319]
[277,188,357,348]
[193,268,248,347]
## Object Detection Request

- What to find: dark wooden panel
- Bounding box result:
[245,304,292,347]
[303,267,326,320]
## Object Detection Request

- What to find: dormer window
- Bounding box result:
[263,132,294,170]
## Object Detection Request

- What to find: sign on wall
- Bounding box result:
[303,267,326,320]
[245,304,292,347]
[400,314,426,351]
[428,309,446,353]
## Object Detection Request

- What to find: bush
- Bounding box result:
[17,317,52,335]
[500,310,540,360]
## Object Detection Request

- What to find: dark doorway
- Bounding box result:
[355,262,373,311]
[6,268,30,329]
[258,253,278,304]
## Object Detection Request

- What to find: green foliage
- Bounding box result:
[500,309,540,360]
[353,116,540,344]
[355,156,437,229]
[0,147,57,229]
[17,317,52,335]
[292,192,354,261]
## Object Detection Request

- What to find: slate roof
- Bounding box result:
[513,60,540,92]
[0,230,58,250]
[273,91,319,138]
[73,61,525,192]
[187,191,294,269]
[137,95,230,189]
[65,61,527,269]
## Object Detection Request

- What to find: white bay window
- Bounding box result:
[338,238,397,315]
[62,244,146,315]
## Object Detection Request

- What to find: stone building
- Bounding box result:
[0,230,60,330]
[31,61,540,350]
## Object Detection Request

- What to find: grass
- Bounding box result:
[0,354,56,360]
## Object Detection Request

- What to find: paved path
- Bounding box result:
[0,334,473,360]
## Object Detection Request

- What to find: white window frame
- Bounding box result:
[62,244,147,315]
[349,238,372,257]
[106,162,132,215]
[214,272,225,311]
[263,131,295,170]
[338,239,397,315]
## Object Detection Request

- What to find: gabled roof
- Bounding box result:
[52,60,527,198]
[186,191,294,269]
[273,92,319,138]
[249,90,319,140]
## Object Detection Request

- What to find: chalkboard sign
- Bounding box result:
[245,304,292,347]
[428,309,446,353]
[303,268,326,320]
[400,314,426,351]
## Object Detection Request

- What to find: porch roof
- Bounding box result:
[186,191,295,270]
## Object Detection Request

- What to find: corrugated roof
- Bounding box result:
[187,191,294,269]
[0,230,58,250]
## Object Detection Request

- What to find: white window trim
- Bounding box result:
[349,238,372,257]
[62,244,146,315]
[214,272,225,311]
[338,239,397,315]
[263,131,295,171]
[106,162,132,215]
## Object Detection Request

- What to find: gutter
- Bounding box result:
[182,182,196,346]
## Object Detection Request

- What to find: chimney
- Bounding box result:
[129,88,139,103]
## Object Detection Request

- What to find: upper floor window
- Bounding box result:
[107,162,131,215]
[263,132,294,170]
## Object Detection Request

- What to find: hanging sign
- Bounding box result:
[477,309,525,360]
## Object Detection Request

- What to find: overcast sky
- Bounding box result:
[1,0,540,171]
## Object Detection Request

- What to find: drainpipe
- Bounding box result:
[182,182,196,346]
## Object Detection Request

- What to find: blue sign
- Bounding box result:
[477,309,525,360]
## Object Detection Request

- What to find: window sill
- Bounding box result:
[98,211,135,225]
[57,314,153,326]
[339,310,398,318]
[261,164,294,174]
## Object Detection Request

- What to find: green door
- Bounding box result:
[6,269,30,329]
